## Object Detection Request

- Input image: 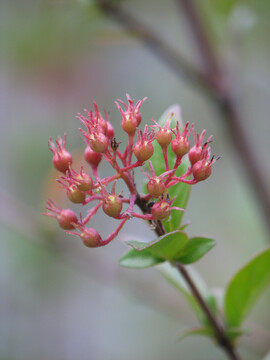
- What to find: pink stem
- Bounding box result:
[82,202,103,224]
[101,218,128,245]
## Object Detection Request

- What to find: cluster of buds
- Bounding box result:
[44,95,217,248]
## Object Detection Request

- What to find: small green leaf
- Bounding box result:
[177,237,216,264]
[224,247,270,328]
[177,327,214,342]
[119,249,164,269]
[126,230,188,261]
[143,105,191,230]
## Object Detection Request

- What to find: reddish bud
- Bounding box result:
[121,114,138,135]
[102,195,123,218]
[43,199,78,230]
[115,95,147,135]
[49,134,72,173]
[147,178,165,198]
[171,137,190,156]
[134,125,155,163]
[76,173,93,192]
[88,132,108,153]
[66,222,102,248]
[189,129,212,165]
[106,121,115,139]
[189,145,203,165]
[151,200,171,220]
[192,159,212,181]
[67,184,86,203]
[134,142,154,163]
[156,129,172,148]
[171,122,193,157]
[58,209,78,229]
[80,227,102,248]
[84,146,102,168]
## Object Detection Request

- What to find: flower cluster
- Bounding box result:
[44,95,216,248]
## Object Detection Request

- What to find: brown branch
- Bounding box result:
[97,0,270,235]
[97,0,212,95]
[176,0,270,234]
[135,194,241,360]
[175,262,241,360]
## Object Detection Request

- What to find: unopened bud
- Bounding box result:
[171,137,190,157]
[121,114,138,135]
[67,184,86,203]
[192,160,212,181]
[57,209,78,229]
[49,135,72,173]
[76,173,93,192]
[151,200,171,220]
[147,178,165,198]
[106,122,115,139]
[134,142,154,163]
[156,129,172,148]
[102,195,123,218]
[81,228,102,248]
[88,132,108,153]
[189,145,202,165]
[84,146,102,168]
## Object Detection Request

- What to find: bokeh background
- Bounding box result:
[1,0,270,359]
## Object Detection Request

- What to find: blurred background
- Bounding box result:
[1,0,270,359]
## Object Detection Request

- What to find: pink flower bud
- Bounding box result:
[171,137,190,156]
[43,199,78,230]
[152,113,174,148]
[58,209,78,229]
[147,178,165,198]
[189,145,203,165]
[151,200,171,220]
[115,94,147,135]
[192,158,213,181]
[76,174,93,192]
[80,227,102,248]
[64,167,93,192]
[133,125,155,163]
[106,121,115,139]
[49,134,72,173]
[189,129,212,165]
[66,222,102,248]
[88,132,108,153]
[171,122,193,157]
[121,114,138,135]
[156,129,172,148]
[134,142,154,163]
[102,195,123,218]
[84,146,102,168]
[67,184,86,203]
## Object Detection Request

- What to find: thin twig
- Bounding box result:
[175,0,270,234]
[135,194,241,360]
[176,262,241,360]
[97,0,270,235]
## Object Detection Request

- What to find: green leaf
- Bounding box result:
[177,327,214,342]
[143,105,191,231]
[177,237,216,264]
[126,230,188,261]
[119,249,164,269]
[224,247,270,328]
